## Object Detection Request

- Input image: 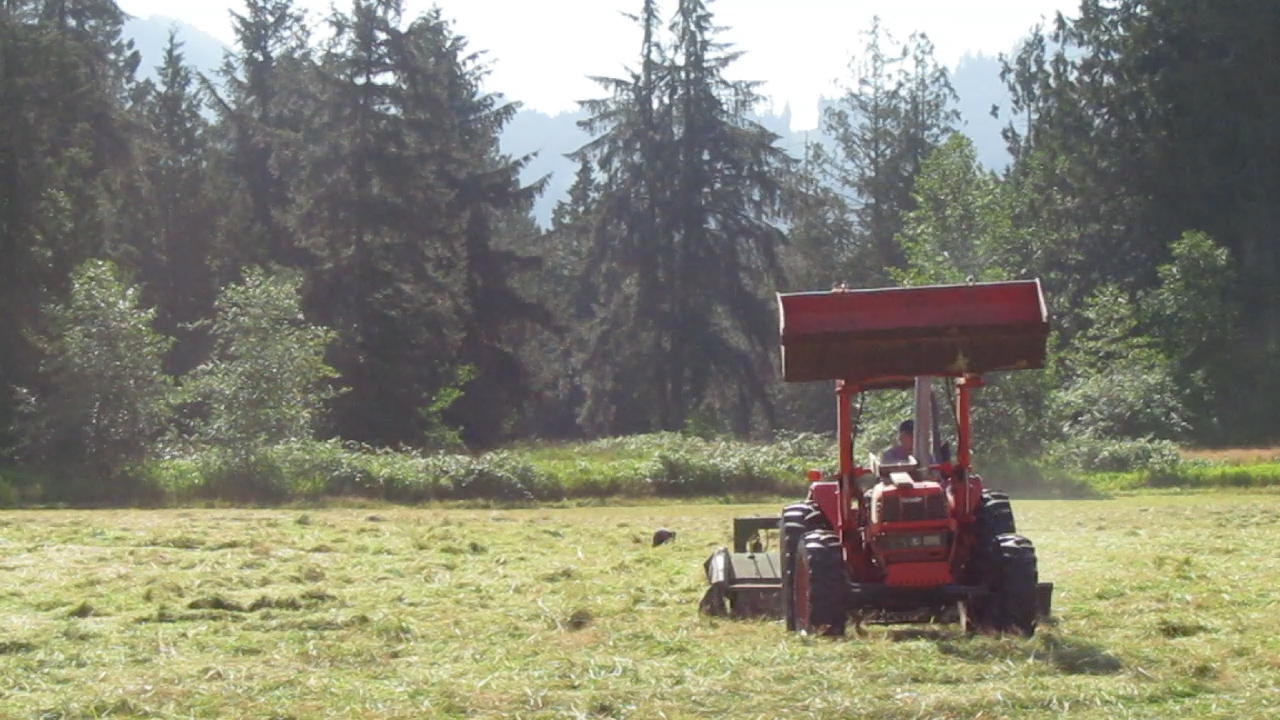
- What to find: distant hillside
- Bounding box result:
[124,14,227,82]
[498,106,592,227]
[121,16,1016,228]
[951,52,1014,171]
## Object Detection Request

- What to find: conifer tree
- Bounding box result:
[575,0,791,435]
[296,1,546,447]
[131,32,219,375]
[206,0,312,270]
[0,0,140,451]
[819,20,957,283]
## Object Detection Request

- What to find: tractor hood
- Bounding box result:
[778,280,1050,384]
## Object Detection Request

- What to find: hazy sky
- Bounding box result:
[117,0,1077,130]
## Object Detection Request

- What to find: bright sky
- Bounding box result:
[117,0,1076,130]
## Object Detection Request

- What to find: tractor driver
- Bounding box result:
[881,419,931,465]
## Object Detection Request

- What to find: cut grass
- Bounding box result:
[2,495,1280,718]
[1084,463,1280,493]
[1181,446,1280,465]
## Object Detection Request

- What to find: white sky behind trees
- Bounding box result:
[117,0,1077,130]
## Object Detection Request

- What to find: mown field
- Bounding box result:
[2,494,1279,719]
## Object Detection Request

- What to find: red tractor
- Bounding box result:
[701,280,1053,636]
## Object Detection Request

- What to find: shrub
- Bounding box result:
[0,476,14,508]
[15,260,177,493]
[185,268,339,452]
[1045,436,1183,474]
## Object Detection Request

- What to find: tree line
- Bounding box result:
[0,0,1275,498]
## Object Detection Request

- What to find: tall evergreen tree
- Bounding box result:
[572,0,673,435]
[296,0,453,446]
[817,20,957,283]
[895,32,959,223]
[574,0,791,435]
[206,0,312,270]
[130,32,218,375]
[408,12,550,447]
[296,1,546,448]
[0,0,139,453]
[778,143,851,293]
[514,158,599,438]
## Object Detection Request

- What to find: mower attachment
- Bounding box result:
[778,280,1050,383]
[699,517,783,618]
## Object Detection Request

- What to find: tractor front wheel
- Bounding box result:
[781,501,831,632]
[968,533,1039,637]
[796,530,848,636]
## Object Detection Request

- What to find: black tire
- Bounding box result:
[782,500,832,532]
[976,490,1016,540]
[781,501,832,631]
[964,490,1017,586]
[780,521,806,631]
[800,530,849,636]
[977,534,1039,637]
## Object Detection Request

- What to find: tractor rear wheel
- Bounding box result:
[798,530,849,636]
[781,501,832,632]
[969,533,1039,637]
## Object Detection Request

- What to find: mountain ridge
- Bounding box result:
[121,15,1016,228]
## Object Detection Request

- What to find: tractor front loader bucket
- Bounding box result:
[778,280,1050,383]
[699,517,784,619]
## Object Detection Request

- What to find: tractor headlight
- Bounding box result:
[880,532,949,551]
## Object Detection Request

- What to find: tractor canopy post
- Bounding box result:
[913,377,933,470]
[956,374,983,470]
[837,381,854,479]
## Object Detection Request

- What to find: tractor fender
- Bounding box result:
[809,481,842,531]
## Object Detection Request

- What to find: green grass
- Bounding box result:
[1082,462,1280,493]
[132,433,841,505]
[3,494,1280,718]
[14,433,1280,508]
[131,433,1108,505]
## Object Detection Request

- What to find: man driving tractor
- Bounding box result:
[881,419,930,465]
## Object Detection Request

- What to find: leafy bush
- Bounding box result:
[115,431,1280,507]
[1046,436,1184,474]
[1143,231,1240,439]
[1146,463,1280,489]
[1052,285,1191,443]
[15,261,177,480]
[0,474,14,508]
[185,268,339,452]
[140,432,833,504]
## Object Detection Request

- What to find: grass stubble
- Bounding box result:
[1,494,1279,718]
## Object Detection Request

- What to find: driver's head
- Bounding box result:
[898,419,914,449]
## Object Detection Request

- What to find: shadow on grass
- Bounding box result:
[936,632,1123,675]
[887,628,962,642]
